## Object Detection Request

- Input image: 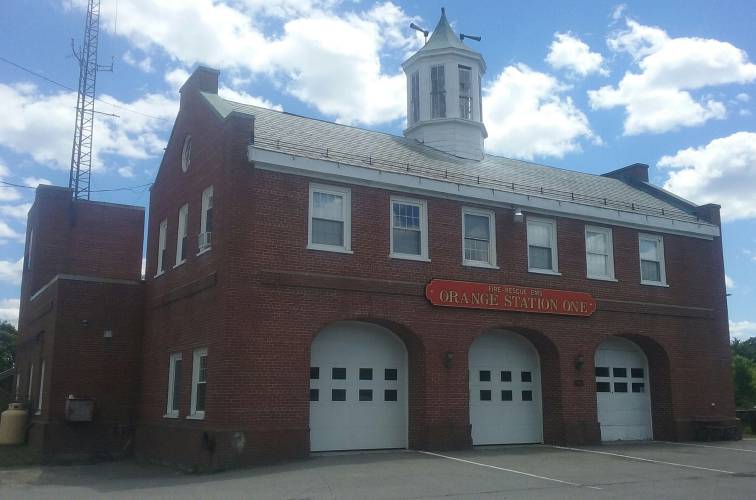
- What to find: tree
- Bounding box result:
[732,354,756,409]
[0,321,18,372]
[732,338,756,361]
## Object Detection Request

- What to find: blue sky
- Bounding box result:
[0,0,754,337]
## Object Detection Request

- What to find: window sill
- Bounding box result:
[163,413,179,419]
[463,261,499,270]
[390,253,430,262]
[587,276,618,282]
[196,247,211,257]
[153,271,165,278]
[34,410,41,415]
[528,268,562,276]
[306,244,353,254]
[173,260,186,269]
[641,281,669,288]
[185,413,205,420]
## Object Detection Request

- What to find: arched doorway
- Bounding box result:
[469,330,543,445]
[595,336,652,441]
[309,321,408,451]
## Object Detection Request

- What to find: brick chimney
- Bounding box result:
[602,163,649,184]
[180,66,220,107]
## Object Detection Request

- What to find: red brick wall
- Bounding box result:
[134,71,732,469]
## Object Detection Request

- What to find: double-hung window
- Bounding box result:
[26,229,33,270]
[27,363,34,403]
[175,204,189,266]
[462,207,496,268]
[527,217,559,274]
[390,197,428,260]
[189,348,208,419]
[36,360,45,415]
[156,219,167,276]
[585,226,615,280]
[639,234,667,285]
[459,65,472,119]
[430,64,446,118]
[166,353,182,418]
[410,71,420,125]
[199,186,213,253]
[308,184,351,253]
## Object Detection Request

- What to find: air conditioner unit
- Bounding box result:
[198,231,212,250]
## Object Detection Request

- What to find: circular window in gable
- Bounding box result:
[181,135,192,172]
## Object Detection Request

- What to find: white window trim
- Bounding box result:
[155,219,167,277]
[181,135,192,173]
[175,204,189,267]
[461,207,498,269]
[188,347,207,420]
[527,216,560,275]
[27,363,34,402]
[35,360,45,415]
[389,196,430,262]
[585,225,617,282]
[198,186,213,255]
[307,183,352,254]
[165,353,182,418]
[26,229,33,271]
[639,233,668,286]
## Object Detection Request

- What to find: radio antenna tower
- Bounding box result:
[69,0,112,200]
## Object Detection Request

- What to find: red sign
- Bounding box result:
[425,279,597,317]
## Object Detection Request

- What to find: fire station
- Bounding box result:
[11,10,736,469]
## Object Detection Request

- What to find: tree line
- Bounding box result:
[732,337,756,409]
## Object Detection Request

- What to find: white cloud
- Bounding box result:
[0,82,177,171]
[82,0,420,126]
[165,68,191,92]
[589,20,756,135]
[23,177,51,187]
[218,87,283,111]
[736,93,751,103]
[725,274,735,289]
[611,4,627,23]
[483,64,598,160]
[546,33,607,77]
[731,320,756,340]
[0,257,23,285]
[0,298,20,327]
[0,204,31,221]
[123,50,154,72]
[658,131,756,221]
[117,166,135,178]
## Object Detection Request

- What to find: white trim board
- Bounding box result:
[249,147,719,240]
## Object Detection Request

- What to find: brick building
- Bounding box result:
[14,11,734,469]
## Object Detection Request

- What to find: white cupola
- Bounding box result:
[402,8,487,160]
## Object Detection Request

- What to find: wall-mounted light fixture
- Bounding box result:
[513,208,524,223]
[443,351,454,369]
[575,353,585,371]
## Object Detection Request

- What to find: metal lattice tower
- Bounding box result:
[69,0,111,200]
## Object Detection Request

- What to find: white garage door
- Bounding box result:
[469,331,543,445]
[595,337,652,441]
[309,321,408,452]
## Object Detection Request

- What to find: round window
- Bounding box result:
[181,135,192,172]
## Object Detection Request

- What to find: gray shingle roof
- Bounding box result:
[202,92,705,224]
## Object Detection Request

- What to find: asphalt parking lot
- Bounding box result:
[1,440,756,499]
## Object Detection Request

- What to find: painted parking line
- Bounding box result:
[552,445,736,475]
[417,450,602,490]
[661,441,756,454]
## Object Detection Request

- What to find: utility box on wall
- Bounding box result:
[65,398,95,422]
